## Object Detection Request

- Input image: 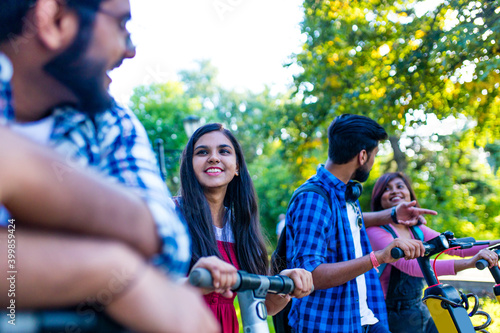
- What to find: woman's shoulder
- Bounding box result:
[418,224,440,240]
[366,224,396,238]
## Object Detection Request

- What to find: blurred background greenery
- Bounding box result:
[131,0,500,246]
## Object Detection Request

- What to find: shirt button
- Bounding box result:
[211,298,218,304]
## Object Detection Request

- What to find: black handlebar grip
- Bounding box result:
[235,271,297,294]
[189,268,242,290]
[476,259,489,270]
[189,267,214,288]
[391,247,405,259]
[268,274,315,295]
[268,275,295,294]
[454,237,476,244]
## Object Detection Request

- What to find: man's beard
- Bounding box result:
[43,31,113,115]
[353,165,371,183]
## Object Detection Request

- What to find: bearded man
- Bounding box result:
[0,1,217,331]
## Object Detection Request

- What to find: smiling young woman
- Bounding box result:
[367,172,500,333]
[175,123,313,332]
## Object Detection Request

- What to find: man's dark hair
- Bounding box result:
[0,0,103,44]
[328,114,388,164]
[0,1,35,43]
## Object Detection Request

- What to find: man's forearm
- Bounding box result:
[312,255,375,290]
[0,129,159,257]
[362,210,392,228]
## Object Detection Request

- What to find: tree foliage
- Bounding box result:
[281,0,500,238]
[130,82,202,191]
[130,15,500,242]
[288,0,500,168]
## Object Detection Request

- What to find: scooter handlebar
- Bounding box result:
[189,267,221,288]
[391,243,435,259]
[476,247,500,270]
[189,268,297,295]
[391,247,405,259]
[476,259,489,270]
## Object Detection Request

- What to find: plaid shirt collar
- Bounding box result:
[51,106,92,139]
[317,164,346,191]
[316,164,359,201]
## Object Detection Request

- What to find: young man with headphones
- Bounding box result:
[285,114,427,333]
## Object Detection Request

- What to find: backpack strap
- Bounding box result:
[287,183,332,210]
[377,224,424,277]
[410,225,424,241]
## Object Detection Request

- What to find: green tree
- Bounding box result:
[406,130,500,238]
[274,0,500,239]
[130,81,202,192]
[286,0,500,169]
[485,140,500,174]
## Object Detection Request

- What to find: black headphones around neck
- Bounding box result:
[345,181,363,203]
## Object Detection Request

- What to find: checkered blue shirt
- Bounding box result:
[286,166,388,332]
[0,54,190,278]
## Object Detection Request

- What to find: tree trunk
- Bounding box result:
[389,135,407,172]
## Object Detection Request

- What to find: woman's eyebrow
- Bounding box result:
[194,144,233,150]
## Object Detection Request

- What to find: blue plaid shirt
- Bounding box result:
[0,53,190,278]
[286,166,388,332]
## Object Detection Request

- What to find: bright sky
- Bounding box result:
[109,0,305,105]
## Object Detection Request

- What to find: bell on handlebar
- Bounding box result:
[442,231,455,239]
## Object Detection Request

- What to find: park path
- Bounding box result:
[440,268,495,297]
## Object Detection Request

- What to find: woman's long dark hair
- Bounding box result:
[370,172,419,212]
[179,123,269,275]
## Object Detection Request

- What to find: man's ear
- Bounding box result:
[358,149,368,166]
[35,0,79,51]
